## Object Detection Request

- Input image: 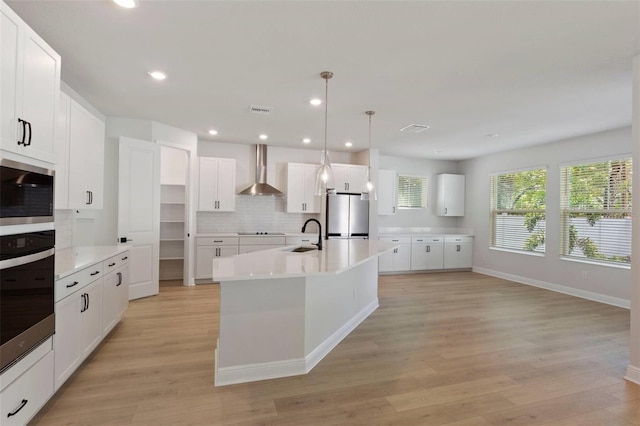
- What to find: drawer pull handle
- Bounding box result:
[66,281,79,288]
[392,239,399,242]
[90,271,100,276]
[213,240,223,243]
[7,399,28,417]
[108,262,116,267]
[122,256,128,261]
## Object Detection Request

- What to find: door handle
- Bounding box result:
[26,121,32,146]
[457,245,460,252]
[426,246,430,253]
[116,272,122,286]
[445,208,448,214]
[86,191,91,205]
[119,237,133,243]
[392,206,395,213]
[81,294,86,313]
[7,399,28,417]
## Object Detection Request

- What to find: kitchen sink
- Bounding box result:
[289,246,317,253]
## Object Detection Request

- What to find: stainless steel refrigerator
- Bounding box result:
[326,193,369,239]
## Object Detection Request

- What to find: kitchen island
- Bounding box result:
[212,239,397,386]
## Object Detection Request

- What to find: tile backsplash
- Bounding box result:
[55,209,74,249]
[197,196,319,234]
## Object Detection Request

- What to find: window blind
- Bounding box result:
[490,168,546,253]
[560,158,632,265]
[397,175,428,208]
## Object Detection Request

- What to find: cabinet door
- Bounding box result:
[216,158,236,211]
[394,244,412,271]
[198,157,218,211]
[1,6,20,153]
[378,250,394,272]
[331,164,348,192]
[54,292,82,390]
[19,26,59,164]
[458,243,473,268]
[303,164,321,213]
[219,246,239,257]
[378,169,397,215]
[427,244,445,270]
[346,166,367,193]
[55,92,70,208]
[286,163,305,213]
[68,101,104,209]
[117,266,130,317]
[80,279,103,360]
[437,174,465,216]
[102,270,119,335]
[195,246,215,278]
[443,244,459,269]
[411,244,428,270]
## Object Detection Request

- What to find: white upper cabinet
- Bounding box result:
[378,169,397,215]
[1,2,60,164]
[332,164,367,193]
[63,98,105,209]
[436,174,465,216]
[286,163,320,213]
[197,157,236,212]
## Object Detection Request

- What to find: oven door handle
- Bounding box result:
[0,248,55,270]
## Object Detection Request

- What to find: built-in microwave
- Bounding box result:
[0,158,54,226]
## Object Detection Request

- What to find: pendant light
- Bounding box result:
[314,71,335,196]
[361,110,377,201]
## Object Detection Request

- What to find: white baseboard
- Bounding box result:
[472,267,630,309]
[625,365,640,385]
[214,298,379,386]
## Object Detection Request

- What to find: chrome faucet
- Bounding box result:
[301,218,322,250]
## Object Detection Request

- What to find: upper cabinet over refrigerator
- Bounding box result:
[1,2,61,166]
[436,174,465,216]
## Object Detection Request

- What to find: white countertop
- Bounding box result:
[55,246,129,279]
[212,239,397,281]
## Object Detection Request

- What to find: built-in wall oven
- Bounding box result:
[0,230,55,372]
[0,158,54,226]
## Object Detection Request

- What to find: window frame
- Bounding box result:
[396,174,429,209]
[489,166,547,254]
[559,155,632,268]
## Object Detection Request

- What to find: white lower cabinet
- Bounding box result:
[378,237,412,272]
[0,350,54,426]
[411,237,444,270]
[443,236,473,269]
[54,250,129,390]
[195,237,239,279]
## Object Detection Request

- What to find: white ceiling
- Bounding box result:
[6,0,640,160]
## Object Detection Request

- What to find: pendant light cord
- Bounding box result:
[324,76,329,156]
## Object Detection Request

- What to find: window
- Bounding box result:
[490,168,546,253]
[560,157,632,266]
[397,175,428,208]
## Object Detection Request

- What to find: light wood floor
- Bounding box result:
[32,272,639,425]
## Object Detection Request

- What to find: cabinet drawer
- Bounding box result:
[444,236,473,244]
[412,236,444,244]
[103,253,123,273]
[56,263,103,302]
[285,236,314,245]
[197,237,238,246]
[239,236,286,246]
[379,237,411,244]
[0,351,54,426]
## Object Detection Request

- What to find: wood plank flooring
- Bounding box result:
[31,272,639,425]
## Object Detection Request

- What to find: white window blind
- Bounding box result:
[490,168,546,253]
[397,175,428,208]
[560,158,632,266]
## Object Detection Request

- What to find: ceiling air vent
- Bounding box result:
[400,124,431,134]
[249,105,273,115]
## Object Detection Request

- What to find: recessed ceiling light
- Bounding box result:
[485,133,499,138]
[310,98,322,106]
[302,138,311,144]
[259,134,268,140]
[148,71,167,80]
[113,0,138,8]
[345,141,353,148]
[208,129,218,136]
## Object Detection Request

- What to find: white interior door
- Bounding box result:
[118,137,160,300]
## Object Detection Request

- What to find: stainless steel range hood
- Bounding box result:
[238,144,284,196]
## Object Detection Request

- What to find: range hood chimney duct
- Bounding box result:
[238,144,284,196]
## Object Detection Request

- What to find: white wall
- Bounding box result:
[378,155,461,229]
[459,126,632,304]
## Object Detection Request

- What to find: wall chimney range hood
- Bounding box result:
[239,144,284,196]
